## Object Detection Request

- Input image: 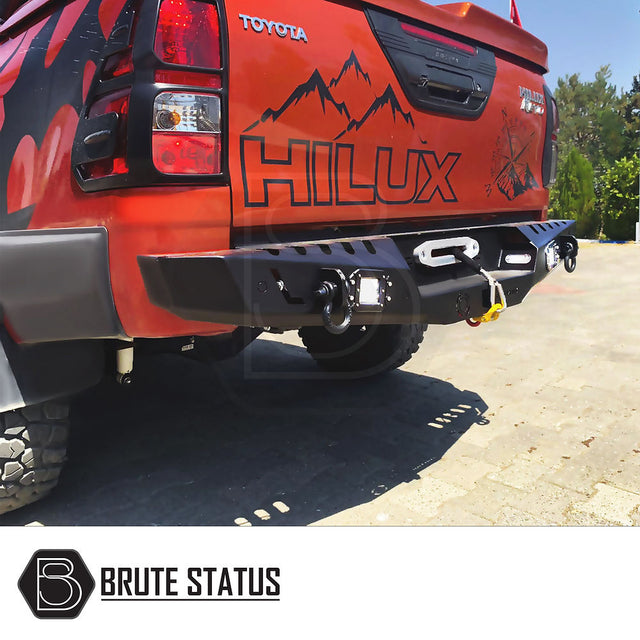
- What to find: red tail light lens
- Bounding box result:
[155,69,222,88]
[152,92,221,174]
[400,22,477,56]
[154,0,221,68]
[153,133,221,174]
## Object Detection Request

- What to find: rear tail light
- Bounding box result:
[543,87,559,188]
[76,0,225,188]
[152,92,221,174]
[154,0,221,68]
[400,22,477,56]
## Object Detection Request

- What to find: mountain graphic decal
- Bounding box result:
[244,69,351,132]
[329,50,371,88]
[243,53,417,142]
[334,84,415,140]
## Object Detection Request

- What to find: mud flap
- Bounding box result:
[0,337,24,412]
[0,328,105,412]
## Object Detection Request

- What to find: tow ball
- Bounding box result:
[314,268,353,335]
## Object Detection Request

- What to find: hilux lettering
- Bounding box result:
[240,136,460,207]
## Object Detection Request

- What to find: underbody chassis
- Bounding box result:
[139,219,578,331]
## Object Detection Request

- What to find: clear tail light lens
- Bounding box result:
[152,92,221,174]
[154,0,221,68]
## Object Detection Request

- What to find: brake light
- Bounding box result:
[152,92,221,174]
[154,0,221,68]
[400,22,477,56]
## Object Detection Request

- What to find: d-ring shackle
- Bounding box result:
[314,269,353,335]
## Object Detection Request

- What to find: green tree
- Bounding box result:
[621,74,640,159]
[600,154,639,241]
[550,147,598,238]
[554,66,625,171]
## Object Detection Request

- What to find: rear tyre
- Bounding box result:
[0,401,70,515]
[299,323,427,376]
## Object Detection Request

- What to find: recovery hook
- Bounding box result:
[314,269,353,335]
[451,248,507,327]
[558,235,579,273]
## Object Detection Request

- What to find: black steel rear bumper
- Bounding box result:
[138,220,577,328]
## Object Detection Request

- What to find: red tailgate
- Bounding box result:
[226,0,550,233]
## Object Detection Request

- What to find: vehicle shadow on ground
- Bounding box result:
[1,339,488,526]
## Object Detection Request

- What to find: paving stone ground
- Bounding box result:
[1,243,638,526]
[317,243,640,526]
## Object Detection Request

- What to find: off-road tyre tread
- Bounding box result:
[299,323,428,376]
[0,401,69,515]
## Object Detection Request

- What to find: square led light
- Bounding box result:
[358,277,382,306]
[352,270,387,311]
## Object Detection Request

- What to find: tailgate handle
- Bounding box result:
[416,69,481,104]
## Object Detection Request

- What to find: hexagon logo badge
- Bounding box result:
[18,550,95,619]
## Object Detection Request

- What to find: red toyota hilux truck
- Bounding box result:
[0,0,577,514]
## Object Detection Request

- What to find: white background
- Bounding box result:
[1,527,636,638]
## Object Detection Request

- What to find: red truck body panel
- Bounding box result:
[0,0,554,339]
[228,0,549,231]
[0,0,233,338]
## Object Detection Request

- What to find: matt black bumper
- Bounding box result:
[138,220,577,328]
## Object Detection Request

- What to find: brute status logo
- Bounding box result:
[17,551,280,616]
[18,550,95,619]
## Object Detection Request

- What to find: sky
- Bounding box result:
[465,0,639,93]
